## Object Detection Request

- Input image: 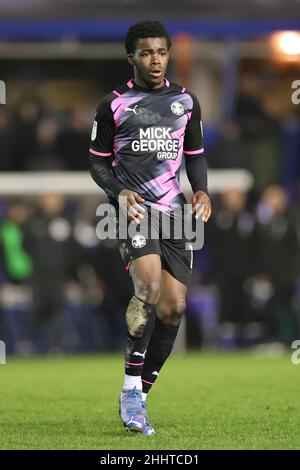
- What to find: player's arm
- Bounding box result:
[88,97,145,224]
[184,94,211,222]
[88,97,126,199]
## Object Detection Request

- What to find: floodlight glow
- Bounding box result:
[276,31,300,56]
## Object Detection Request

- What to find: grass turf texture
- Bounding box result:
[0,353,299,450]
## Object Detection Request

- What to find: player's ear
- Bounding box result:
[127,54,134,66]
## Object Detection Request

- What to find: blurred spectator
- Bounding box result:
[0,200,33,353]
[234,75,283,193]
[0,108,15,171]
[235,74,281,138]
[207,121,253,171]
[26,117,60,171]
[57,104,91,170]
[25,193,81,352]
[13,96,43,171]
[250,185,300,343]
[0,200,33,283]
[206,189,258,346]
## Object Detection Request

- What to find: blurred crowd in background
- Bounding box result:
[0,98,92,172]
[0,184,299,355]
[0,27,300,354]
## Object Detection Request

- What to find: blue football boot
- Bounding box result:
[119,387,145,432]
[141,401,155,436]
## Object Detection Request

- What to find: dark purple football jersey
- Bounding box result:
[90,78,204,217]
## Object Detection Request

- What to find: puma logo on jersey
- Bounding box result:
[125,105,138,114]
[132,351,146,358]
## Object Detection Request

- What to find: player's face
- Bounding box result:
[128,37,170,89]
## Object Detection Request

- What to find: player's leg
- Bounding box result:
[120,253,161,432]
[141,269,187,399]
[124,254,161,382]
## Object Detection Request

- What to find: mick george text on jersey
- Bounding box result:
[131,127,179,160]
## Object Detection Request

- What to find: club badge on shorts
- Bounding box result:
[131,234,146,249]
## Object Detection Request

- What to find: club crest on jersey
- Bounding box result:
[171,101,184,116]
[131,234,146,249]
[91,120,97,141]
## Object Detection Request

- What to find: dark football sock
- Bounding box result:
[142,316,180,393]
[124,295,156,377]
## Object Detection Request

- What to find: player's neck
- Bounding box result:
[133,76,165,90]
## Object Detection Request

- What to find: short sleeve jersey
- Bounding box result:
[90,78,204,217]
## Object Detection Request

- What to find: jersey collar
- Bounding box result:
[127,77,170,91]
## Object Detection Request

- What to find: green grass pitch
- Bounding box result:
[0,352,299,450]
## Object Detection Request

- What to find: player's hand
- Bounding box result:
[118,189,145,224]
[191,191,212,222]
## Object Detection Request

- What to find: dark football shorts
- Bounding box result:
[114,205,194,286]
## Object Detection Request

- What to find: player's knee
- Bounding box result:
[159,299,186,326]
[135,280,161,305]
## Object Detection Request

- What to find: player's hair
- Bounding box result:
[125,20,172,54]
